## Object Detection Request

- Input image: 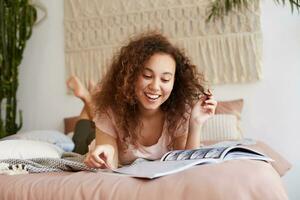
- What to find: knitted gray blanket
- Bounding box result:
[0,152,97,174]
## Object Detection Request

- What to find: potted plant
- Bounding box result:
[0,0,37,138]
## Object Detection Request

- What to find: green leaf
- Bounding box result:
[0,0,37,138]
[207,0,300,22]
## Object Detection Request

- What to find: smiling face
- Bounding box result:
[135,53,176,114]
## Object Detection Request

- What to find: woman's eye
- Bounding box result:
[143,74,152,79]
[161,79,170,83]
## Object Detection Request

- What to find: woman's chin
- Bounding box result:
[139,101,161,112]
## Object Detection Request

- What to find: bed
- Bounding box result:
[0,140,291,200]
[0,161,289,200]
[0,100,292,199]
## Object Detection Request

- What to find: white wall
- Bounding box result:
[17,0,300,199]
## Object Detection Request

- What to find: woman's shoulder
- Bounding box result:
[93,107,116,124]
[93,107,119,138]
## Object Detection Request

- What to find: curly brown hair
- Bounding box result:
[93,32,207,150]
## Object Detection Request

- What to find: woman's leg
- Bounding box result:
[67,76,96,120]
[67,76,96,154]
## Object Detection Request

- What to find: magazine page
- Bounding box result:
[112,139,270,179]
[160,139,257,162]
[161,147,228,161]
[223,151,273,162]
[220,146,273,162]
[113,158,213,179]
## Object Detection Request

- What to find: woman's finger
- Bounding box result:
[85,154,106,168]
[203,105,216,112]
[92,146,113,169]
[89,157,104,168]
[205,94,214,100]
[91,152,105,164]
[84,158,94,168]
[84,151,103,168]
[204,99,217,105]
[203,89,212,96]
[84,144,115,169]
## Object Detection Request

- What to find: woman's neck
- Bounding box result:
[138,108,165,147]
[139,107,163,119]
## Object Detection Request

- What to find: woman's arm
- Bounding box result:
[173,134,188,150]
[186,93,217,149]
[173,123,203,150]
[84,128,119,169]
[185,123,202,149]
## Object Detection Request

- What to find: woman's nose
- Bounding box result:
[149,79,160,91]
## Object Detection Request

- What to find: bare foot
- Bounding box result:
[67,76,91,103]
[88,79,96,94]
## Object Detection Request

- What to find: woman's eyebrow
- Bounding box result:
[144,67,153,72]
[162,72,173,76]
[144,67,173,76]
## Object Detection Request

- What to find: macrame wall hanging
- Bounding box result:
[64,0,262,87]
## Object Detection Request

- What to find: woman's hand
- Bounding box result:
[186,90,217,149]
[84,144,116,169]
[190,90,217,126]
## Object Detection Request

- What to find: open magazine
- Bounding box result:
[113,140,272,179]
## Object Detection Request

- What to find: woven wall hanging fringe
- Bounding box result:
[64,0,262,87]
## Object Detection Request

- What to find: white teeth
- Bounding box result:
[145,93,160,100]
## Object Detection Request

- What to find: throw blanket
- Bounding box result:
[0,152,96,175]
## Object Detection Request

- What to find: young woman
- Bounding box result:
[68,33,217,169]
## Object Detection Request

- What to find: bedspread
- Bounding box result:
[0,160,288,200]
[0,140,291,200]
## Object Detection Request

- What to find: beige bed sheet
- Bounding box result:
[0,140,291,200]
[0,160,288,200]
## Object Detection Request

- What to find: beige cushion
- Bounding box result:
[201,114,242,141]
[216,99,244,119]
[201,99,244,141]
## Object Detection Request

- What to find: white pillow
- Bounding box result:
[1,130,74,152]
[0,140,64,159]
[201,114,242,141]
